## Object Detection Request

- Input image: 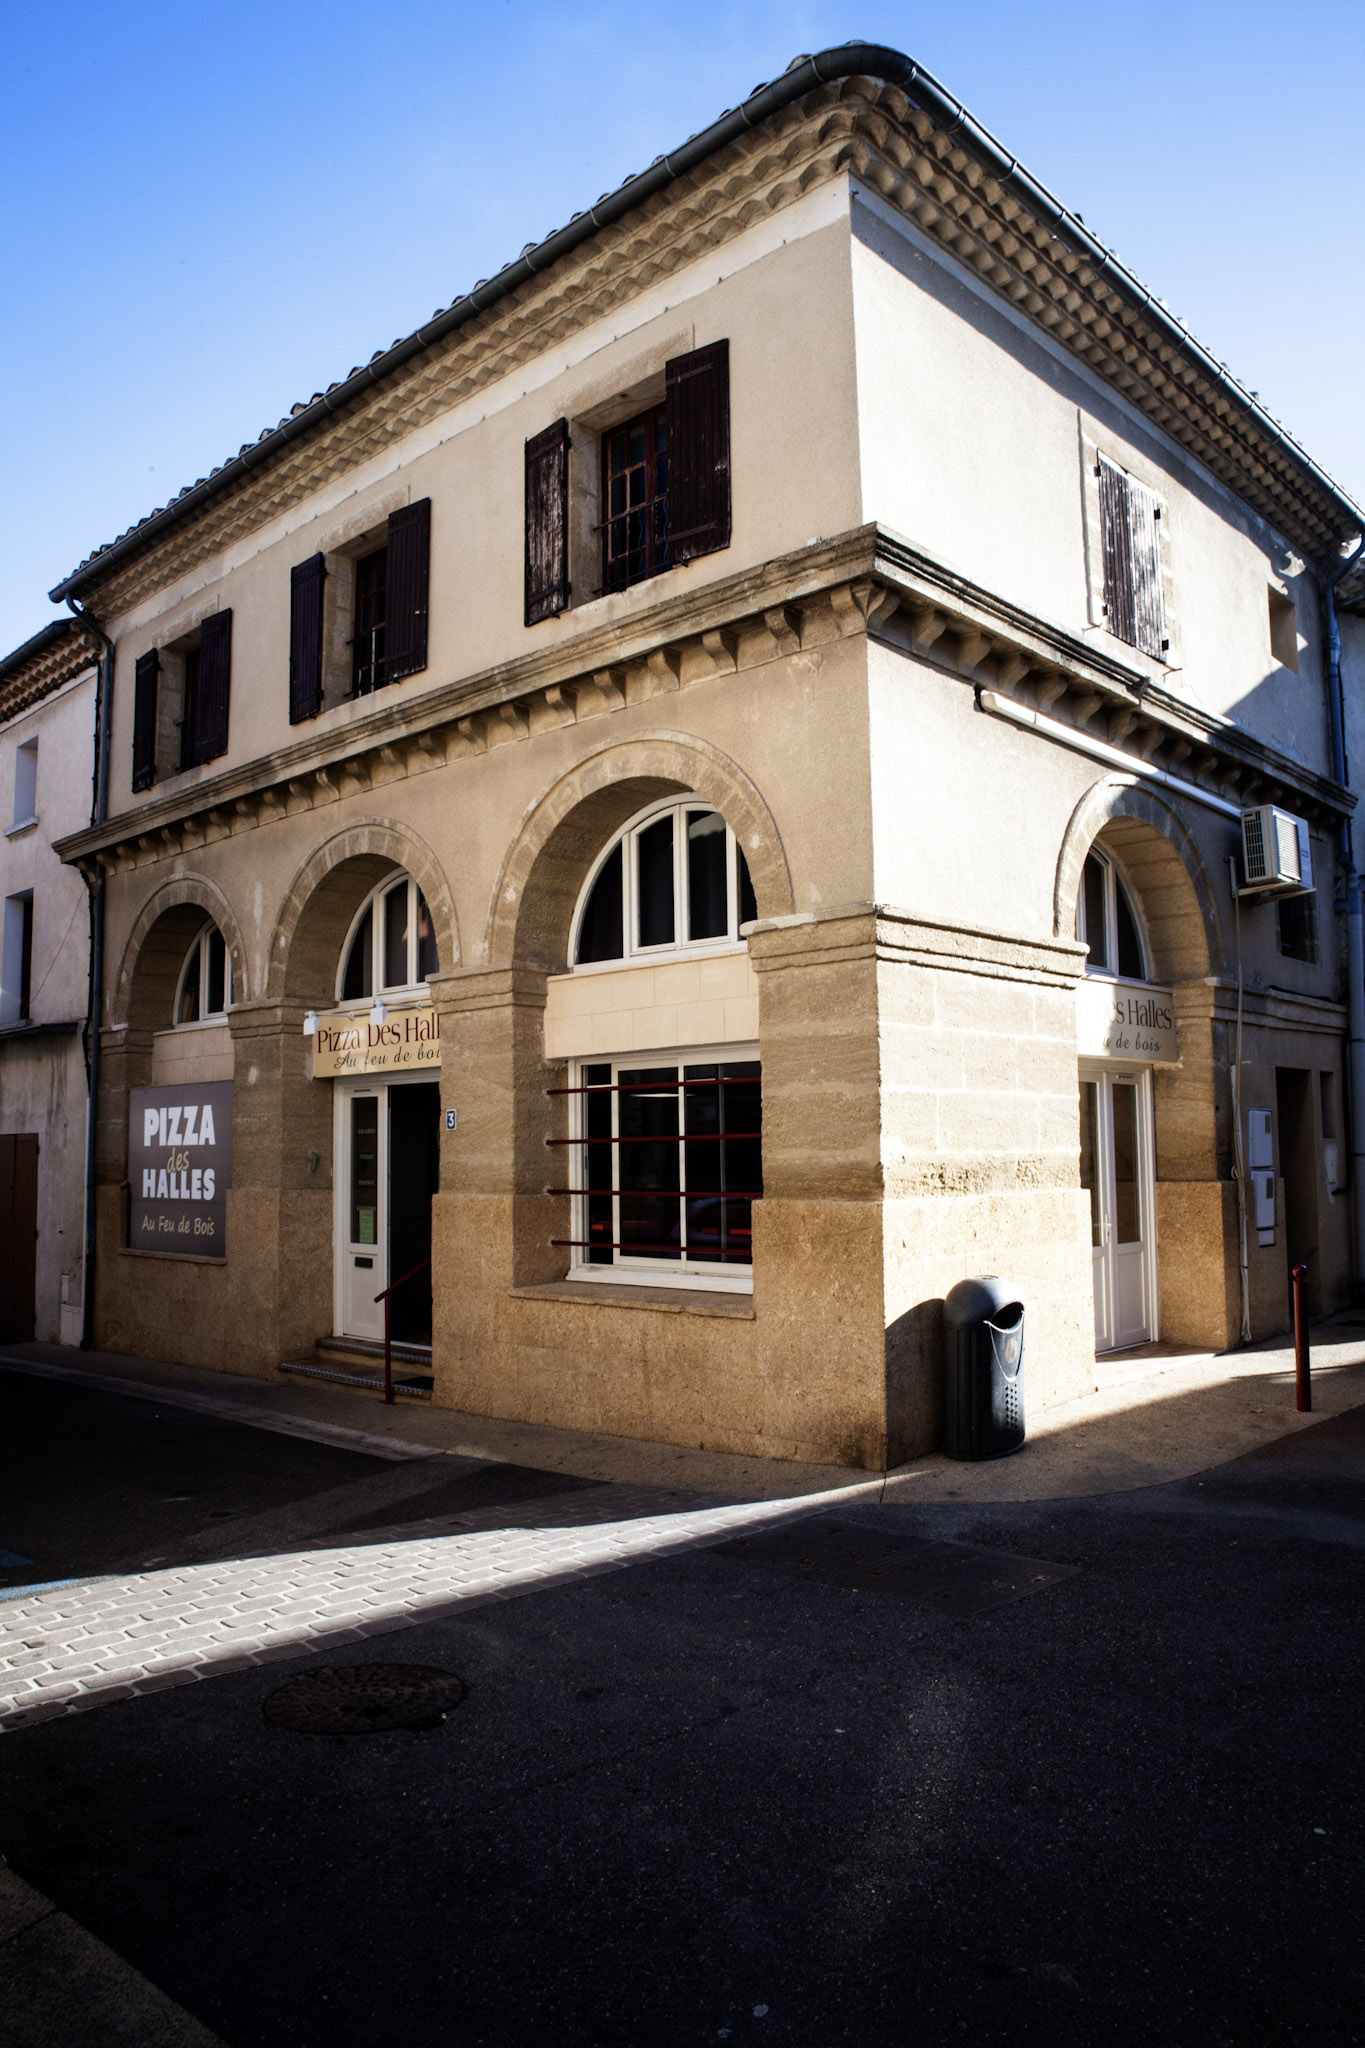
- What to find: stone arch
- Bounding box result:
[269,819,460,1003]
[1055,776,1224,983]
[484,732,795,970]
[113,874,250,1030]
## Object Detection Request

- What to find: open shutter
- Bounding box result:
[132,649,160,792]
[1126,475,1166,658]
[1099,456,1165,659]
[666,340,730,564]
[1097,455,1136,648]
[385,500,430,682]
[524,419,569,625]
[194,609,233,764]
[289,554,327,722]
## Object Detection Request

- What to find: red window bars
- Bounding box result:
[547,1062,760,1267]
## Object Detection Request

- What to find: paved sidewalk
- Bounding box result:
[0,1479,866,1735]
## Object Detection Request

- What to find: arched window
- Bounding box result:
[174,920,232,1024]
[337,872,439,1002]
[572,798,757,967]
[1078,849,1147,980]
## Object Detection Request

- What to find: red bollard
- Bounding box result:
[1291,1261,1311,1413]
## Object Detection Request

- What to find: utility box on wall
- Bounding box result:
[1247,1107,1275,1247]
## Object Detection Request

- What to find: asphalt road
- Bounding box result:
[1,1369,1361,2047]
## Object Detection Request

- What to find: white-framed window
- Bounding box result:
[174,920,232,1024]
[1078,849,1147,980]
[1,892,34,1024]
[10,739,38,831]
[572,798,757,968]
[561,1046,761,1290]
[337,872,439,1002]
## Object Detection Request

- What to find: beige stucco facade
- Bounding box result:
[44,58,1364,1466]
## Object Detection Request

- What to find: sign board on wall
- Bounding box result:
[1076,979,1179,1065]
[310,1005,441,1078]
[129,1082,234,1256]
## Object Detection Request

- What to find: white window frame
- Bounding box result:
[567,1042,760,1293]
[335,873,436,1006]
[1077,849,1149,983]
[173,919,232,1025]
[570,797,752,972]
[9,738,38,832]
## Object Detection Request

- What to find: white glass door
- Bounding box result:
[1080,1064,1157,1353]
[336,1082,386,1341]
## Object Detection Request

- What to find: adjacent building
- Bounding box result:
[0,621,97,1343]
[45,45,1365,1466]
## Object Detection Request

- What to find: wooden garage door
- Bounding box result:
[0,1134,39,1341]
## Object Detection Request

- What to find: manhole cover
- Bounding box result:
[263,1663,466,1735]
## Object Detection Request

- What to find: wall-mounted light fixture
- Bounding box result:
[303,1010,318,1035]
[369,1000,387,1027]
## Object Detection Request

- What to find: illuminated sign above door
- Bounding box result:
[311,1004,441,1078]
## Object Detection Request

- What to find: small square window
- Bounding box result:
[1278,892,1317,963]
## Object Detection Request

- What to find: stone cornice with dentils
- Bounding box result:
[66,76,1353,623]
[54,523,1350,881]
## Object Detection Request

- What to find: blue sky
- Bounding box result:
[3,0,1361,654]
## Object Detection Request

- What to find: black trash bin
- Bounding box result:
[943,1277,1025,1461]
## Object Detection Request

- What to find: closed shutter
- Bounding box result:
[524,419,569,625]
[1099,455,1166,659]
[385,499,431,682]
[666,340,730,563]
[289,554,327,722]
[132,649,160,792]
[194,609,233,764]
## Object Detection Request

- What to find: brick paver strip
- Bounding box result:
[0,1481,873,1732]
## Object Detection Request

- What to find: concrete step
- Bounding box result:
[315,1333,432,1369]
[278,1352,433,1401]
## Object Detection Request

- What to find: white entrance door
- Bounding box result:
[335,1082,386,1341]
[1080,1064,1157,1353]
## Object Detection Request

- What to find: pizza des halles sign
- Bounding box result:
[311,1004,441,1077]
[129,1082,234,1256]
[1076,979,1179,1064]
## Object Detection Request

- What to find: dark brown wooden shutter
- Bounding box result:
[385,499,430,681]
[666,340,730,564]
[1099,456,1166,659]
[132,649,160,792]
[194,609,233,764]
[525,419,569,625]
[0,1134,39,1341]
[289,554,327,722]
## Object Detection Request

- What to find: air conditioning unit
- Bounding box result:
[1241,805,1313,897]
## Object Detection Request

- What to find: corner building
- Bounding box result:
[54,48,1365,1467]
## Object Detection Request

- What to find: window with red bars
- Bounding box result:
[550,1058,761,1274]
[601,406,669,593]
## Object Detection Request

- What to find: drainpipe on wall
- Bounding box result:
[65,597,114,1349]
[1322,535,1365,1291]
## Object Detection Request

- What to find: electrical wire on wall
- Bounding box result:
[1228,854,1252,1343]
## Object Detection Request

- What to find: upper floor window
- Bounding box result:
[524,340,731,625]
[338,873,439,1002]
[174,920,232,1024]
[602,406,670,592]
[1,893,33,1025]
[573,800,757,968]
[1078,850,1146,980]
[10,739,38,831]
[287,500,431,724]
[1097,455,1167,660]
[132,609,233,792]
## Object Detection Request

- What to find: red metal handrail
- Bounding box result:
[374,1256,431,1406]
